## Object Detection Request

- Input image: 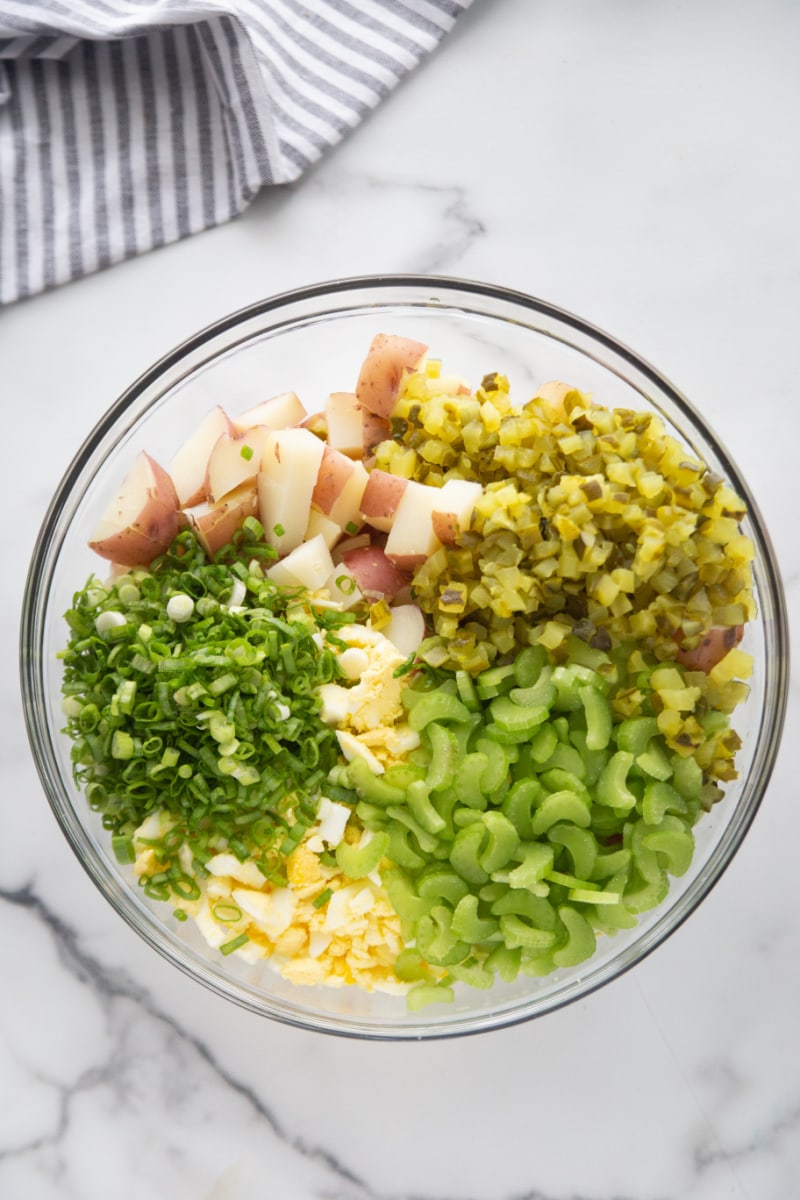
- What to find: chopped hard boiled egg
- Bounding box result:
[317,622,420,769]
[336,730,385,775]
[321,624,406,732]
[305,796,351,852]
[131,797,409,994]
[206,853,267,888]
[231,886,294,939]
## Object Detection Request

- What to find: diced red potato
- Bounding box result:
[384,479,446,570]
[266,534,335,591]
[89,452,182,567]
[675,625,744,673]
[431,511,459,544]
[362,410,392,457]
[311,447,356,515]
[391,583,415,608]
[324,568,363,611]
[359,469,409,533]
[535,380,574,421]
[325,391,364,458]
[431,478,481,545]
[311,449,369,532]
[382,604,427,658]
[339,544,412,600]
[258,427,326,556]
[355,333,428,419]
[304,507,343,551]
[205,426,273,504]
[433,373,470,397]
[232,391,307,433]
[327,460,369,531]
[187,482,259,557]
[169,406,233,508]
[332,532,372,562]
[300,411,328,439]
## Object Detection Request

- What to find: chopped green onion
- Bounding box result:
[111,731,135,760]
[312,887,333,909]
[393,653,417,678]
[60,530,350,904]
[220,933,249,956]
[111,834,136,864]
[212,902,243,923]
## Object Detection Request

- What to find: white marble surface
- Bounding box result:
[3,0,799,1197]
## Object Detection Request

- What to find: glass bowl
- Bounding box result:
[20,275,789,1039]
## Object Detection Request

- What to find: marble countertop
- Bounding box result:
[3,1,798,1197]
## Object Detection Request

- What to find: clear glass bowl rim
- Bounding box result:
[19,273,790,1039]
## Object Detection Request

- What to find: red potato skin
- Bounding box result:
[383,549,427,571]
[340,544,412,600]
[187,484,259,557]
[431,510,460,545]
[301,412,328,438]
[181,481,208,510]
[359,469,409,532]
[89,453,182,567]
[311,446,355,514]
[675,625,744,672]
[355,334,428,419]
[333,533,372,560]
[362,409,392,456]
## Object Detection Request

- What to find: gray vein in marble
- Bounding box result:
[319,1190,666,1200]
[355,172,486,273]
[286,167,488,274]
[2,879,668,1200]
[0,883,366,1194]
[693,1095,800,1177]
[403,185,486,275]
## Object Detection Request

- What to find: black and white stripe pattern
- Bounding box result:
[0,0,472,304]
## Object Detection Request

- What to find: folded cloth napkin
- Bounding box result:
[0,0,473,304]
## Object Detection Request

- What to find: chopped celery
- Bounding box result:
[335,831,390,880]
[382,634,737,1006]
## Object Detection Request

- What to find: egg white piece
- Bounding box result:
[336,730,385,775]
[231,886,294,940]
[206,853,266,888]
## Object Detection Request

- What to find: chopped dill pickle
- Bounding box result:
[379,367,754,684]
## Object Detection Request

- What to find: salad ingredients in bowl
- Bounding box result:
[59,331,757,1011]
[22,276,787,1038]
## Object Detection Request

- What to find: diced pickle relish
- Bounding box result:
[378,368,754,676]
[59,338,756,1009]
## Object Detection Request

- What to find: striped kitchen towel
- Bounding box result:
[0,0,474,305]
